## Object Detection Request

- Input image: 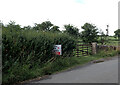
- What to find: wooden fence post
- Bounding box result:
[92,42,97,55]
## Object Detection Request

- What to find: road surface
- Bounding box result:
[24,57,118,83]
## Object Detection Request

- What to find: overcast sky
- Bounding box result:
[0,0,119,35]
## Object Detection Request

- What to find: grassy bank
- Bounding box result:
[3,49,118,85]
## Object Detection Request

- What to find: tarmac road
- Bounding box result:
[24,57,118,84]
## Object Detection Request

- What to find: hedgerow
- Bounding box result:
[2,28,76,84]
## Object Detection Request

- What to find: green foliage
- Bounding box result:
[50,25,60,32]
[2,28,117,84]
[33,21,53,31]
[2,21,118,85]
[52,33,77,57]
[23,25,32,30]
[64,24,80,38]
[114,29,120,38]
[7,21,21,29]
[81,23,99,43]
[93,50,117,58]
[32,21,61,33]
[2,25,76,84]
[98,36,119,46]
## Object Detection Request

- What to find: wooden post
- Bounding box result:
[82,45,83,56]
[87,46,88,55]
[92,42,97,55]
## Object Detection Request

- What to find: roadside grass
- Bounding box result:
[3,49,118,85]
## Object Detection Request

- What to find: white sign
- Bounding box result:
[54,45,62,55]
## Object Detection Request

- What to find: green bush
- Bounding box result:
[2,28,76,84]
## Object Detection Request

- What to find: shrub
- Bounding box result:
[2,28,76,84]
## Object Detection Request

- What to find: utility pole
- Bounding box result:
[106,25,109,36]
[106,25,109,43]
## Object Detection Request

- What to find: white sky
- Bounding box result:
[0,0,119,35]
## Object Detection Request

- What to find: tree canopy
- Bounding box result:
[64,24,80,37]
[50,26,60,32]
[114,29,120,38]
[33,21,53,31]
[81,23,99,43]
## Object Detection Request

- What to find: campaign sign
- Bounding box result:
[53,45,62,55]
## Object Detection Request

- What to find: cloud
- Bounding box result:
[0,0,119,35]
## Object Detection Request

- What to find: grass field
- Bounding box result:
[98,36,119,46]
[105,41,118,46]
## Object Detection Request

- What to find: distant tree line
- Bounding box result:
[1,20,119,44]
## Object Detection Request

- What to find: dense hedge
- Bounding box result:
[2,28,77,84]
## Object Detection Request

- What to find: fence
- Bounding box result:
[75,43,92,57]
[97,45,116,50]
[75,42,119,57]
[97,45,120,52]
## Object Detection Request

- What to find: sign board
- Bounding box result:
[53,45,62,55]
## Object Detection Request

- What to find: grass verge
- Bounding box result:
[3,50,118,85]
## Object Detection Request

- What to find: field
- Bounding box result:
[107,36,119,46]
[98,36,119,46]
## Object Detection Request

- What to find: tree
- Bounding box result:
[33,21,53,31]
[64,24,80,37]
[3,21,21,32]
[114,29,120,38]
[50,26,60,32]
[81,23,99,43]
[23,25,32,30]
[7,21,21,30]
